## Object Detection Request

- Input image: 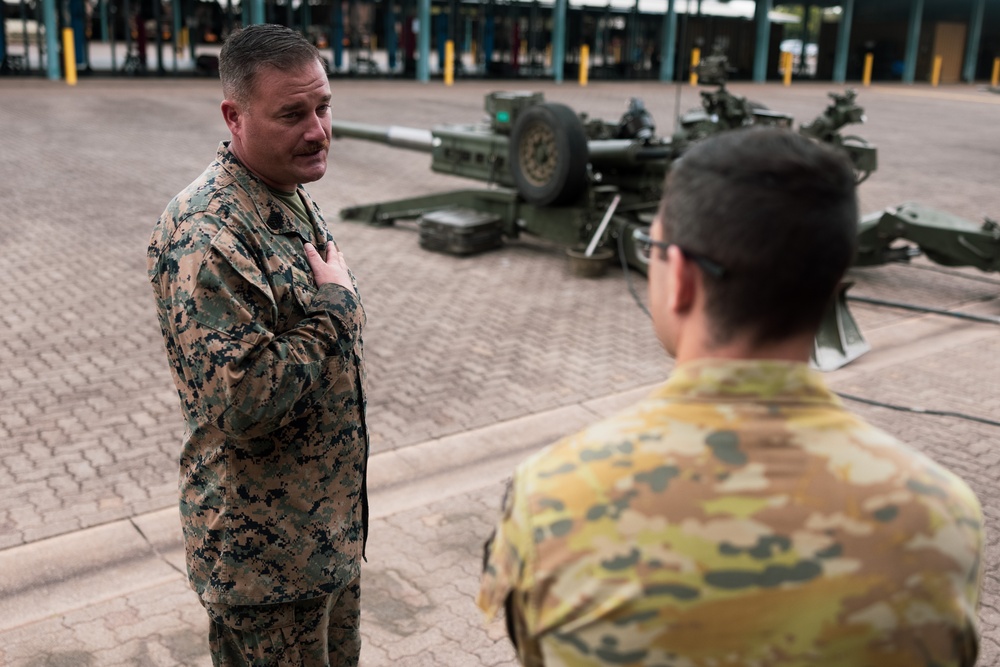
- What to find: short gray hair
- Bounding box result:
[219,24,323,107]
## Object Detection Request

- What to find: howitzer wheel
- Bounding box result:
[509,103,589,206]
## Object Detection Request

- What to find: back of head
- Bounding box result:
[219,24,322,107]
[659,127,858,346]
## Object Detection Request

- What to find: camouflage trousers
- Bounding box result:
[202,577,361,667]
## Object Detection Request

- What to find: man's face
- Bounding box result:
[225,59,332,192]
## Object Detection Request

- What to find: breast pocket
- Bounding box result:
[269,260,317,332]
[289,264,318,313]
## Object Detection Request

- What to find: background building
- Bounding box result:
[1,0,997,85]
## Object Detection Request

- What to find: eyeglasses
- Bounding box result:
[632,228,727,279]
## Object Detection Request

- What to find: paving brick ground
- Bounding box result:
[0,77,998,665]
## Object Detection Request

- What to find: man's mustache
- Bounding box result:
[298,141,330,155]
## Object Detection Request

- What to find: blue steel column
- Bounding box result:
[332,1,343,70]
[832,0,854,83]
[417,0,430,82]
[385,0,397,71]
[43,0,59,79]
[250,0,265,25]
[753,0,772,82]
[902,0,924,83]
[659,0,676,82]
[552,0,566,83]
[173,0,182,73]
[963,0,985,82]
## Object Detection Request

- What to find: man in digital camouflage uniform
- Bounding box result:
[478,128,984,667]
[148,24,367,666]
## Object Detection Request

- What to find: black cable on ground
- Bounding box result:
[848,295,1000,325]
[618,248,999,429]
[837,393,1000,428]
[898,262,1000,287]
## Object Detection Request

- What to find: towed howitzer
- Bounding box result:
[331,86,997,370]
[332,83,875,272]
[333,90,673,270]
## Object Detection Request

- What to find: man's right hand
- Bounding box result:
[304,242,355,293]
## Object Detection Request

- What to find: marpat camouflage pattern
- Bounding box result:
[148,142,368,606]
[479,360,983,667]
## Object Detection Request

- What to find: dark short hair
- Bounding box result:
[657,127,858,346]
[219,24,323,107]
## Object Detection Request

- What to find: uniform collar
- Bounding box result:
[215,141,326,243]
[655,359,841,405]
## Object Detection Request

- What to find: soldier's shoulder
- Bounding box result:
[151,166,255,257]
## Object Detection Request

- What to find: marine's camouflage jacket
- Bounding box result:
[479,360,983,667]
[148,142,368,606]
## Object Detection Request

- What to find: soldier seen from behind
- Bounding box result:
[478,128,984,666]
[147,24,368,667]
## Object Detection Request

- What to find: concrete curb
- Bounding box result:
[0,383,658,633]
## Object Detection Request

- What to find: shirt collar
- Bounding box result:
[655,359,841,405]
[216,141,326,243]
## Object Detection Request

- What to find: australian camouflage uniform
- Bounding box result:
[148,142,368,619]
[478,360,984,667]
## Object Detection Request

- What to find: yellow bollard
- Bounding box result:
[444,40,454,86]
[931,55,942,86]
[862,52,873,86]
[62,28,77,85]
[783,51,793,86]
[992,57,999,87]
[579,45,589,86]
[546,44,552,68]
[689,47,701,86]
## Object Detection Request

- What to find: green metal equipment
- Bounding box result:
[332,54,878,273]
[330,62,997,370]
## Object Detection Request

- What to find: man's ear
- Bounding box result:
[221,99,242,136]
[666,245,697,314]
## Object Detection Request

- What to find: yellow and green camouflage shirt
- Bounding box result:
[148,142,368,606]
[479,360,983,667]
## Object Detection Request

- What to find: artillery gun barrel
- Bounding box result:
[586,140,673,167]
[331,120,435,153]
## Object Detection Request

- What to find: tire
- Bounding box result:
[509,103,589,206]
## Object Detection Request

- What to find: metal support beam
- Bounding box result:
[331,0,343,70]
[99,0,108,42]
[250,0,265,25]
[799,2,812,74]
[753,0,772,82]
[151,0,163,73]
[173,0,182,73]
[43,0,59,79]
[963,0,986,82]
[833,0,854,83]
[417,0,430,82]
[552,0,567,82]
[902,0,924,83]
[385,0,397,71]
[659,0,676,82]
[628,0,639,73]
